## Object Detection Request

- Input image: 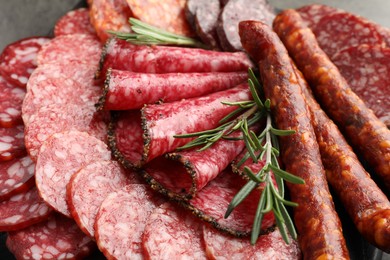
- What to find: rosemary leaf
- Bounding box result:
[250,189,266,244]
[280,202,298,240]
[244,167,264,183]
[248,79,264,110]
[261,182,273,213]
[270,127,296,136]
[269,165,305,184]
[225,181,257,218]
[275,213,290,244]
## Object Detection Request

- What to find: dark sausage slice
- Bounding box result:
[54,8,96,37]
[239,20,349,259]
[0,124,25,161]
[0,76,26,128]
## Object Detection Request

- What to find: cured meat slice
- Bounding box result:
[97,70,247,110]
[0,37,50,88]
[95,184,163,260]
[297,4,342,28]
[35,131,111,217]
[6,213,96,260]
[67,160,140,237]
[203,225,301,259]
[142,202,207,259]
[0,187,52,231]
[0,124,25,161]
[89,0,132,42]
[332,44,390,126]
[54,8,96,37]
[0,76,26,128]
[25,104,109,161]
[37,34,102,66]
[97,38,253,78]
[0,156,35,201]
[216,0,275,51]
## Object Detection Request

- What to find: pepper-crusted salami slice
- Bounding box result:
[6,213,96,260]
[54,8,96,37]
[0,156,35,201]
[0,187,52,231]
[239,20,349,259]
[97,70,247,110]
[332,44,390,126]
[0,76,26,128]
[0,37,50,88]
[0,125,25,161]
[273,10,390,191]
[67,160,140,237]
[97,38,253,78]
[35,131,111,217]
[95,184,163,260]
[142,202,207,259]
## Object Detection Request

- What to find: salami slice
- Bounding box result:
[0,124,25,161]
[297,4,342,28]
[0,37,50,88]
[67,160,140,237]
[97,70,247,110]
[142,202,207,259]
[0,156,35,201]
[35,131,111,217]
[54,8,96,37]
[0,76,26,128]
[97,38,253,78]
[6,213,96,260]
[0,187,52,231]
[332,44,390,126]
[95,184,163,260]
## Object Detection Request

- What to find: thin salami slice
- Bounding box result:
[203,225,301,259]
[0,187,52,231]
[54,8,96,37]
[0,156,35,201]
[67,160,140,237]
[6,213,96,260]
[0,37,50,88]
[0,76,26,128]
[97,70,247,110]
[95,184,163,260]
[35,131,111,217]
[297,4,342,28]
[97,38,253,78]
[0,124,25,161]
[142,202,207,259]
[332,44,390,126]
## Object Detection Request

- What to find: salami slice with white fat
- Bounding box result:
[35,131,111,217]
[6,213,96,260]
[0,155,35,201]
[95,184,163,260]
[0,124,25,161]
[0,75,26,128]
[54,8,96,37]
[67,160,140,237]
[142,202,207,259]
[0,37,50,88]
[297,4,342,28]
[0,186,52,231]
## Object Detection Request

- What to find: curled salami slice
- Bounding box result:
[297,4,342,28]
[142,202,207,259]
[6,213,96,260]
[0,76,26,128]
[216,0,275,51]
[97,70,247,110]
[35,131,111,217]
[97,38,253,78]
[203,225,301,259]
[0,187,52,231]
[0,37,50,88]
[0,124,25,161]
[95,184,163,259]
[0,156,35,201]
[54,8,96,37]
[67,160,140,237]
[332,44,390,126]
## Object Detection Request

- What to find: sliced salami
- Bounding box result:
[332,44,390,126]
[0,124,25,161]
[95,184,163,260]
[0,156,35,201]
[35,131,111,217]
[0,187,52,231]
[0,76,26,128]
[97,70,247,110]
[67,160,140,237]
[297,4,342,28]
[6,213,96,260]
[54,8,96,37]
[0,37,50,88]
[142,202,207,259]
